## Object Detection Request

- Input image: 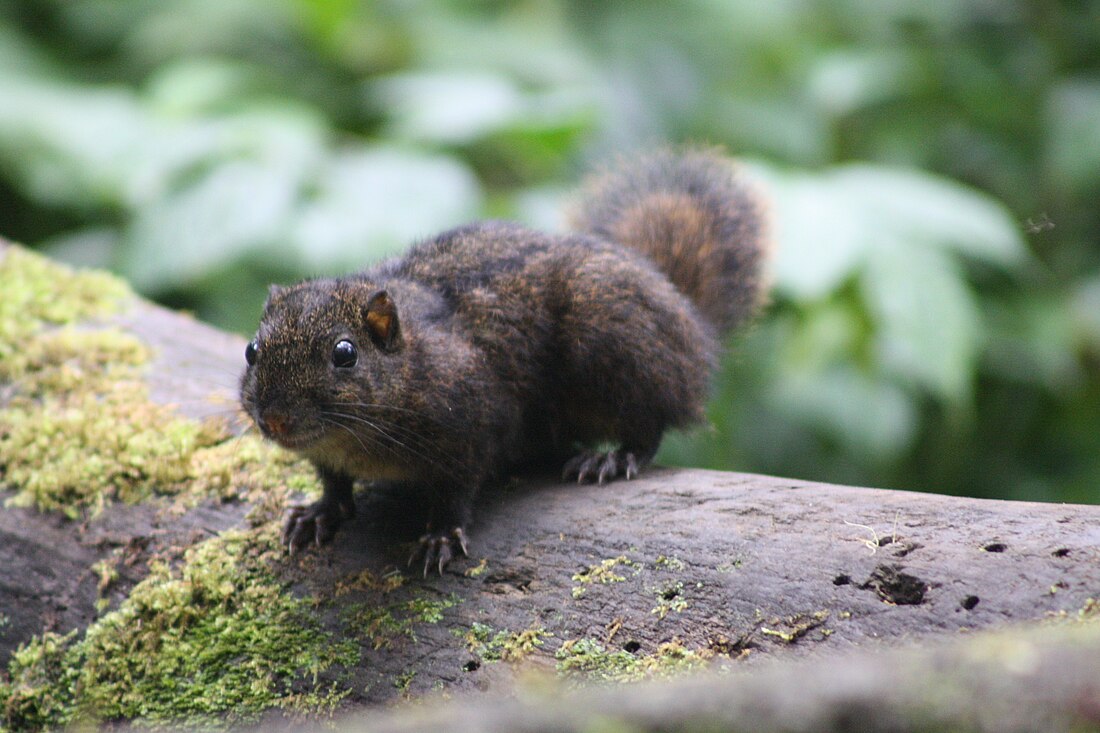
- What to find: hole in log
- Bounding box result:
[861,564,928,605]
[961,595,980,611]
[622,640,641,653]
[463,660,480,672]
[1052,548,1070,558]
[833,574,852,586]
[661,588,679,601]
[892,542,921,558]
[982,542,1007,553]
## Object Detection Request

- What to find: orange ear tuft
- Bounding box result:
[365,290,400,349]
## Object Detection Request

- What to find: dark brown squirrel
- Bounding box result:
[239,148,769,573]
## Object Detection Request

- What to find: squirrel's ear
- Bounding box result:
[365,290,401,350]
[263,284,287,310]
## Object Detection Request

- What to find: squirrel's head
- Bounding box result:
[238,279,403,454]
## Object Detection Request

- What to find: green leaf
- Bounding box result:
[144,58,257,116]
[830,165,1028,269]
[808,48,918,117]
[372,71,526,144]
[290,147,482,270]
[124,159,301,290]
[757,162,1028,304]
[861,239,981,401]
[119,107,327,289]
[749,164,869,301]
[983,293,1083,391]
[769,364,918,462]
[0,76,149,208]
[1046,79,1100,190]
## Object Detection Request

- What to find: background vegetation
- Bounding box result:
[0,0,1097,503]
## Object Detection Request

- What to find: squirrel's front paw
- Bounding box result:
[282,498,356,554]
[409,526,469,576]
[562,449,639,485]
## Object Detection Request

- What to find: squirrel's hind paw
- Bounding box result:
[409,526,469,576]
[562,449,639,485]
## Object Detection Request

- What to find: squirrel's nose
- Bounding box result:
[259,411,291,438]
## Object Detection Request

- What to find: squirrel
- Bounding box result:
[239,148,768,574]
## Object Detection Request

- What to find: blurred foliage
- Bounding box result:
[0,0,1098,503]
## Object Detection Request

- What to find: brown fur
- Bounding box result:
[239,148,769,565]
[569,148,768,333]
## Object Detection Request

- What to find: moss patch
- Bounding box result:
[0,527,358,731]
[1046,597,1100,625]
[555,638,710,683]
[571,555,640,599]
[650,581,689,620]
[0,340,224,517]
[0,245,130,362]
[0,245,337,730]
[0,245,319,519]
[462,623,552,663]
[344,592,460,651]
[759,611,831,644]
[0,325,316,519]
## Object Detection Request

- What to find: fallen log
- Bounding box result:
[325,620,1100,733]
[1,239,1097,730]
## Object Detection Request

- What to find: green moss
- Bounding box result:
[334,568,406,597]
[187,430,320,523]
[654,554,685,571]
[0,319,318,519]
[462,623,552,663]
[0,376,228,518]
[759,611,831,644]
[499,627,553,662]
[651,581,689,620]
[393,670,416,695]
[0,246,131,363]
[571,555,640,599]
[463,558,489,578]
[1,528,358,731]
[344,593,460,650]
[0,246,341,730]
[555,638,710,683]
[91,557,121,614]
[1046,598,1100,626]
[0,246,240,518]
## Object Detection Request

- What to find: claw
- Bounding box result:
[281,499,352,555]
[597,453,617,485]
[562,453,587,482]
[562,449,641,485]
[409,527,468,576]
[454,526,470,557]
[624,453,639,480]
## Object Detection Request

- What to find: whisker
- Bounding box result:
[321,411,436,466]
[318,415,391,461]
[327,400,467,429]
[321,410,465,475]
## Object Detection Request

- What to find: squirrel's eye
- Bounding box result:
[245,339,259,366]
[332,339,358,368]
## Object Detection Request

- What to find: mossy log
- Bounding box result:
[330,622,1100,733]
[1,239,1099,730]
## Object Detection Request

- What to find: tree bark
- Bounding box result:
[2,239,1099,729]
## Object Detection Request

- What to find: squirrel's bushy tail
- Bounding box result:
[570,148,769,334]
